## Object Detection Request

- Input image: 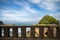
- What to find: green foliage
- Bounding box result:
[38,15,59,25]
[0,21,4,25]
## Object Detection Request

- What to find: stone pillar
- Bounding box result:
[31,26,35,38]
[21,26,26,38]
[13,27,18,37]
[0,27,2,37]
[39,27,44,38]
[4,27,10,37]
[56,27,60,38]
[48,27,53,38]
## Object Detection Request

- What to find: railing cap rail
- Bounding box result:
[0,25,60,28]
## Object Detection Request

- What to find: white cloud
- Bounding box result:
[13,0,56,13]
[48,12,60,21]
[13,0,30,8]
[0,8,40,22]
[13,0,39,14]
[24,7,38,14]
[0,0,60,23]
[38,0,55,11]
[12,0,40,18]
[28,0,60,11]
[29,0,41,4]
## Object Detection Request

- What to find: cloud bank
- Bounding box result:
[0,0,60,24]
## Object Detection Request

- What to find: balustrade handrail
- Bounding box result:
[0,25,60,38]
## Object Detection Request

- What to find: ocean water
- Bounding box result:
[15,23,33,26]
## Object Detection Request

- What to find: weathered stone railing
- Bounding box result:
[0,25,60,40]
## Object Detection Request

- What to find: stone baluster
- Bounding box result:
[0,27,2,37]
[56,27,60,38]
[39,27,44,38]
[4,27,10,37]
[31,26,35,38]
[13,27,18,37]
[48,27,53,38]
[21,26,26,38]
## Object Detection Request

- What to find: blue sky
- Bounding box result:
[0,0,60,25]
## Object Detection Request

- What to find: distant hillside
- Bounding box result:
[38,15,59,25]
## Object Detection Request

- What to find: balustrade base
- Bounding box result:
[0,37,60,40]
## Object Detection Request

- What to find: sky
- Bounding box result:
[0,0,60,25]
